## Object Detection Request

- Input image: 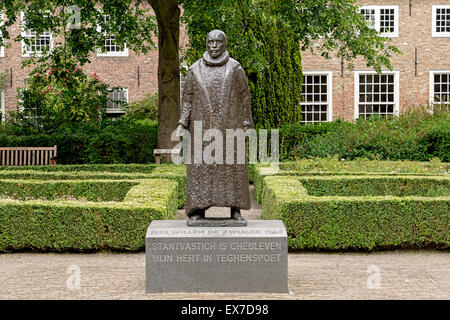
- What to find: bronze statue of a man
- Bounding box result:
[175,30,254,222]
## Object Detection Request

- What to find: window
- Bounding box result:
[1,89,5,123]
[21,12,52,57]
[432,5,450,37]
[301,72,332,124]
[360,6,399,37]
[430,71,450,110]
[97,15,128,57]
[354,71,399,120]
[0,12,4,57]
[107,88,128,116]
[17,88,41,123]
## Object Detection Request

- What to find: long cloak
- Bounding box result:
[179,51,254,217]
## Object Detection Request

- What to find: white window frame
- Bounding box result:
[17,88,37,119]
[1,89,5,123]
[360,5,399,38]
[20,12,53,57]
[0,12,4,57]
[301,71,333,123]
[106,88,128,114]
[429,70,450,110]
[97,15,128,57]
[354,70,400,120]
[432,5,450,37]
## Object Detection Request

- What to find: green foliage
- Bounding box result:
[253,160,450,203]
[8,49,113,132]
[0,165,187,208]
[278,109,450,161]
[298,176,450,197]
[181,0,303,128]
[278,158,450,175]
[259,0,402,72]
[247,19,303,128]
[0,118,158,164]
[125,92,158,121]
[261,176,450,251]
[0,178,178,252]
[0,179,138,201]
[0,164,154,173]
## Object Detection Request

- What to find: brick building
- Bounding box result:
[0,4,186,121]
[0,0,449,123]
[300,0,450,123]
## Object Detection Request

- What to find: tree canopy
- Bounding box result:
[0,0,157,66]
[181,0,401,73]
[0,0,401,150]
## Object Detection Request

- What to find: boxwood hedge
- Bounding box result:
[0,166,187,207]
[253,159,450,202]
[0,179,139,202]
[255,173,450,202]
[261,176,450,251]
[0,179,178,252]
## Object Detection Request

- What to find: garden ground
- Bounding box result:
[0,187,448,300]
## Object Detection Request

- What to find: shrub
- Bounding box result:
[298,176,449,197]
[125,92,158,121]
[0,179,139,201]
[261,176,450,251]
[420,113,450,162]
[277,109,450,161]
[0,178,178,252]
[0,118,158,164]
[253,159,450,202]
[0,165,187,208]
[278,121,349,160]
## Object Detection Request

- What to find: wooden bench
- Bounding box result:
[0,146,57,166]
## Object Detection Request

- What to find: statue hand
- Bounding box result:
[175,124,187,138]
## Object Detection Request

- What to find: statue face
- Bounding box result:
[206,32,226,59]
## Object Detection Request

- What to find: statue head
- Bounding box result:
[206,30,227,59]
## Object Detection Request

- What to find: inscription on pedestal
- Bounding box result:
[146,220,288,293]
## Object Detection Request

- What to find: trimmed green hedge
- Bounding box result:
[278,158,450,174]
[0,165,187,208]
[0,179,178,252]
[253,159,450,202]
[0,179,139,202]
[255,174,450,201]
[261,176,450,251]
[299,176,449,197]
[0,163,174,173]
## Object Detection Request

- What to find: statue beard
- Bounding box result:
[203,50,230,67]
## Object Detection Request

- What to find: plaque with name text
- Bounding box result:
[146,220,288,293]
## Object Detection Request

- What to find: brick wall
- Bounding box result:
[1,1,449,123]
[0,5,189,120]
[301,0,450,122]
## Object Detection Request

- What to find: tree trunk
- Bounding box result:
[149,0,180,162]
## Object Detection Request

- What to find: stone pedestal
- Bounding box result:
[145,220,288,293]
